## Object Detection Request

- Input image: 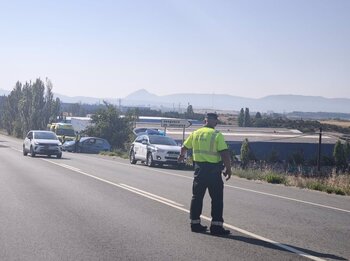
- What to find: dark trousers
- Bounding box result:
[190,162,224,223]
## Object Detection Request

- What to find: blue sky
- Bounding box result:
[1,0,349,99]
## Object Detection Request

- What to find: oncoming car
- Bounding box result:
[129,134,184,168]
[23,130,62,158]
[61,137,111,153]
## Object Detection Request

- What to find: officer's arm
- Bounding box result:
[219,149,232,181]
[178,146,188,163]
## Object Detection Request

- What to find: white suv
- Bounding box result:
[23,130,62,158]
[129,134,184,168]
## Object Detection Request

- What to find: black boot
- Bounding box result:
[210,225,230,235]
[191,224,208,232]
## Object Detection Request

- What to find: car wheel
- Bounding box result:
[129,150,137,164]
[146,153,154,167]
[30,146,35,157]
[57,153,62,159]
[23,145,27,156]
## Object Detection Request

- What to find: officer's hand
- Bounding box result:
[224,169,232,181]
[178,155,185,163]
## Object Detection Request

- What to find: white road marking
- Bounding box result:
[42,158,326,261]
[76,154,350,214]
[13,147,350,214]
[119,183,184,206]
[225,185,350,214]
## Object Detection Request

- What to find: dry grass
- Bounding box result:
[286,174,350,195]
[320,120,350,128]
[233,167,350,196]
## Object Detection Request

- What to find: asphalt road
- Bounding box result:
[1,133,349,261]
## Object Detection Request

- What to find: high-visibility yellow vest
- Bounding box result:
[183,127,228,163]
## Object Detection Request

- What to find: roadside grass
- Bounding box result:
[99,150,129,159]
[233,168,350,196]
[97,149,350,196]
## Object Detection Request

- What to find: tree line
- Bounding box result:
[0,79,60,138]
[237,107,350,134]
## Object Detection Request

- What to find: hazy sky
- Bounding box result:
[1,0,349,99]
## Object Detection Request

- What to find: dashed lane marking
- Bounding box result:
[43,158,326,261]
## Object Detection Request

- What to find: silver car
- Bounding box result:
[23,130,62,158]
[129,134,184,168]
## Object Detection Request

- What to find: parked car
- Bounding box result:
[129,133,184,168]
[61,137,111,153]
[133,127,165,136]
[23,130,62,158]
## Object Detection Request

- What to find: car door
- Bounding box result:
[139,135,149,160]
[81,138,96,153]
[24,131,33,151]
[133,135,144,160]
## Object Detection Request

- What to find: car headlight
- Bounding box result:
[150,147,164,153]
[150,147,157,152]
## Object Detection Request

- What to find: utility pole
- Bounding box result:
[317,127,322,171]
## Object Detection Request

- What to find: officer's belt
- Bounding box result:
[194,161,223,168]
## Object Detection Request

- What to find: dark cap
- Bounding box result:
[205,112,218,120]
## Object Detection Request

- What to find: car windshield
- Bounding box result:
[34,132,58,140]
[56,128,75,136]
[149,135,177,146]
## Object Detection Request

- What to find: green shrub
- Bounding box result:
[306,181,325,191]
[265,174,286,184]
[334,188,346,195]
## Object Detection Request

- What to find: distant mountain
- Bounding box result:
[2,87,350,113]
[124,90,350,113]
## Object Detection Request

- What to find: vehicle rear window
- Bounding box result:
[34,132,57,140]
[149,136,177,146]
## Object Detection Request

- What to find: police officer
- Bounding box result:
[74,132,80,153]
[178,113,232,235]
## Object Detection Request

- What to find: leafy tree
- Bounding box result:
[240,138,250,168]
[3,82,23,136]
[333,140,347,170]
[83,101,133,150]
[255,112,262,119]
[344,141,350,162]
[186,103,194,117]
[244,107,251,127]
[2,78,60,137]
[238,108,244,127]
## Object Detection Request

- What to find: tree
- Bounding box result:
[186,103,194,118]
[2,78,60,137]
[344,141,350,163]
[240,138,250,168]
[3,82,23,136]
[84,101,133,150]
[333,140,347,171]
[244,107,251,127]
[238,108,244,127]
